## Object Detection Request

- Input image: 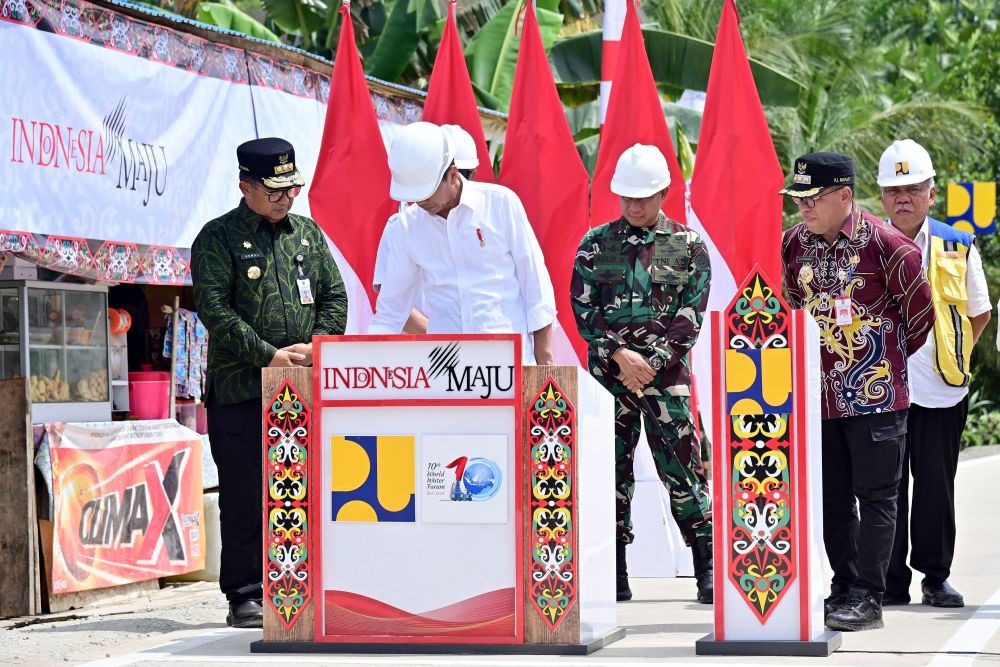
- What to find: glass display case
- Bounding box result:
[0,281,112,423]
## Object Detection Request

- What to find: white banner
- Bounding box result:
[0,23,255,249]
[2,1,425,296]
[317,335,519,401]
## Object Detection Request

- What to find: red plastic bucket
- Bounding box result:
[128,371,171,420]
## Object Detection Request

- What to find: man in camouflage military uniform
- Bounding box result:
[192,138,347,628]
[571,144,713,603]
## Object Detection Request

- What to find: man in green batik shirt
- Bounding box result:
[192,137,347,628]
[571,144,713,604]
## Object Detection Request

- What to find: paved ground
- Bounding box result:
[3,449,999,667]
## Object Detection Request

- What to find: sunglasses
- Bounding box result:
[791,186,844,209]
[251,182,302,203]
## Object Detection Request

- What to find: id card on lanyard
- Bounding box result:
[834,297,852,325]
[294,254,314,305]
[835,253,860,326]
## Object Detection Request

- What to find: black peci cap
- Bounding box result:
[779,152,855,197]
[237,137,306,189]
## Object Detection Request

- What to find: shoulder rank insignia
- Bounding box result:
[242,241,252,249]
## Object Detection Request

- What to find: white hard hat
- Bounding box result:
[387,122,455,202]
[611,144,671,198]
[441,124,479,170]
[877,139,936,187]
[378,121,403,155]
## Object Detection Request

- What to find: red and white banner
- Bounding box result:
[48,420,205,594]
[0,11,255,251]
[1,0,422,303]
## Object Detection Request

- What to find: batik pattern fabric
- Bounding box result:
[191,200,348,406]
[781,211,934,419]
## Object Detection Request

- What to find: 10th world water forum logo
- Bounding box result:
[444,455,503,502]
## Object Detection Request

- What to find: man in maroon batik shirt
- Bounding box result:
[780,152,934,633]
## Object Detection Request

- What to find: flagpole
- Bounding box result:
[599,0,627,125]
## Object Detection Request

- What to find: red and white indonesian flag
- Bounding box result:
[422,1,495,183]
[309,2,398,333]
[499,2,590,365]
[599,0,627,125]
[592,0,686,228]
[687,0,784,439]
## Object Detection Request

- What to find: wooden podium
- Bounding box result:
[252,334,623,654]
[697,270,840,656]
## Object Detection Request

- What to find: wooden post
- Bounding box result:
[0,378,41,618]
[261,367,315,642]
[167,296,181,420]
[522,366,581,645]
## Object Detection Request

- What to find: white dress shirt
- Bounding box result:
[373,213,428,321]
[893,217,992,408]
[369,179,556,359]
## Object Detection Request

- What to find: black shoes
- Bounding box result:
[825,592,884,632]
[227,599,264,628]
[692,536,713,604]
[922,579,964,608]
[881,591,911,606]
[824,591,849,619]
[616,542,633,601]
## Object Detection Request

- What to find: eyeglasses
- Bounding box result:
[252,183,301,203]
[791,186,844,209]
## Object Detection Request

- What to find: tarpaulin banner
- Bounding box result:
[0,7,256,251]
[0,0,424,292]
[48,420,205,594]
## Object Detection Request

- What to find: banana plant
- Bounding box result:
[364,0,441,82]
[549,28,803,108]
[260,0,329,51]
[196,1,282,42]
[464,0,565,111]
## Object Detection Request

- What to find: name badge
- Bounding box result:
[834,297,853,326]
[297,278,314,305]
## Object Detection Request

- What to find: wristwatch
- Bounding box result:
[648,354,664,371]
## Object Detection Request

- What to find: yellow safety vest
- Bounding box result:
[926,218,974,387]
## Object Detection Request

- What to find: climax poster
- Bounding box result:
[48,420,205,594]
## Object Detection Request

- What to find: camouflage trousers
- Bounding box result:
[613,389,712,547]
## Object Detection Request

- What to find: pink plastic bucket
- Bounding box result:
[128,371,171,420]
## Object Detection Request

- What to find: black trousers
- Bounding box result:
[207,398,263,603]
[822,410,906,599]
[885,398,968,594]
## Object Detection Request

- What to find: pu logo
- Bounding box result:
[330,435,415,522]
[895,161,910,176]
[947,181,997,235]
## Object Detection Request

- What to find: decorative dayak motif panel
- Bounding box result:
[265,380,312,630]
[95,241,142,282]
[527,379,577,631]
[0,229,191,285]
[724,272,796,623]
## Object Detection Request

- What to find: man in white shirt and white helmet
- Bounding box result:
[442,124,480,181]
[369,122,556,364]
[371,125,483,334]
[878,139,992,609]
